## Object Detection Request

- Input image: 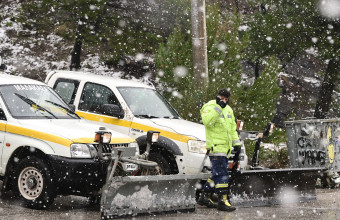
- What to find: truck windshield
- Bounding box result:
[117,87,180,119]
[0,84,79,119]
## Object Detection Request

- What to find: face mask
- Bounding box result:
[216,96,221,104]
[216,96,227,108]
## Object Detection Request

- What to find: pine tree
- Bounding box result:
[247,0,340,119]
[155,4,248,122]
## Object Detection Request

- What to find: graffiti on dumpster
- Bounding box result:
[296,125,340,166]
[327,127,335,164]
[297,136,326,165]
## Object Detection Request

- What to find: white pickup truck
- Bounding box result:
[0,74,137,209]
[46,70,211,175]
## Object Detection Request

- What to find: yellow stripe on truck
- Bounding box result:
[76,111,131,127]
[76,111,194,143]
[131,122,193,143]
[5,123,73,147]
[1,123,134,147]
[0,122,5,131]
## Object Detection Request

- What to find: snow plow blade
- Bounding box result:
[230,167,324,207]
[100,173,210,218]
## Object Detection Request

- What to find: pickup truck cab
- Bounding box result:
[46,70,210,175]
[0,74,137,209]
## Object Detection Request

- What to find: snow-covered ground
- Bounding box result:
[0,0,124,80]
[262,142,287,151]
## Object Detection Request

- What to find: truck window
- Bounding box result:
[0,107,6,120]
[79,82,120,114]
[118,87,180,118]
[54,79,79,104]
[0,84,78,119]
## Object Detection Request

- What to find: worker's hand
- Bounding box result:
[231,145,241,174]
[231,162,238,174]
[233,145,241,157]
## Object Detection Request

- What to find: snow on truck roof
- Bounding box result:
[0,74,45,86]
[47,70,155,89]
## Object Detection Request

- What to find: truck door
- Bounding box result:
[53,78,80,105]
[77,82,132,135]
[0,105,7,175]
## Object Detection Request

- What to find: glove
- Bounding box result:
[233,145,241,156]
[231,145,241,173]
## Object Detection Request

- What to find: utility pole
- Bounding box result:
[191,0,209,90]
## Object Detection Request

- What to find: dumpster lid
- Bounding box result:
[285,118,340,125]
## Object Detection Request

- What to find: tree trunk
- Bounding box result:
[191,0,208,108]
[255,60,260,79]
[234,0,239,13]
[314,59,339,119]
[191,0,208,89]
[70,24,83,70]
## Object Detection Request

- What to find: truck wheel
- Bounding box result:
[148,152,172,175]
[13,156,56,209]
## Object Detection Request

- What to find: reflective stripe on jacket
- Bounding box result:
[200,100,240,156]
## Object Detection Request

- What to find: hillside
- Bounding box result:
[0,0,124,80]
[1,0,339,128]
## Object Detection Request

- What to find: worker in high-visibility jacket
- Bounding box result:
[198,88,241,212]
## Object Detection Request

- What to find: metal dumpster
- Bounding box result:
[285,118,340,186]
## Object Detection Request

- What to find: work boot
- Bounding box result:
[217,190,236,212]
[197,191,217,208]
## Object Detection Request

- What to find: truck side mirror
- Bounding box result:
[101,104,124,118]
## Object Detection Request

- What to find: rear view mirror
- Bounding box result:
[101,104,124,118]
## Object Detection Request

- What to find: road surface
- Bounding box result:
[1,182,339,220]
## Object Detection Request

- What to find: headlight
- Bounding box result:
[129,142,140,156]
[188,140,207,154]
[88,144,98,158]
[71,144,92,158]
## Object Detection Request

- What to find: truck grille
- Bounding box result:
[92,143,129,153]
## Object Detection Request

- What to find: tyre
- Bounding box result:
[13,156,56,209]
[143,152,172,175]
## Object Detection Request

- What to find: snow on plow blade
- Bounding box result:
[100,173,210,218]
[230,167,324,207]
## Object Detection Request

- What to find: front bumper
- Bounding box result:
[47,155,109,196]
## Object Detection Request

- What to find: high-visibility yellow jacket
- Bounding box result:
[200,100,241,156]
